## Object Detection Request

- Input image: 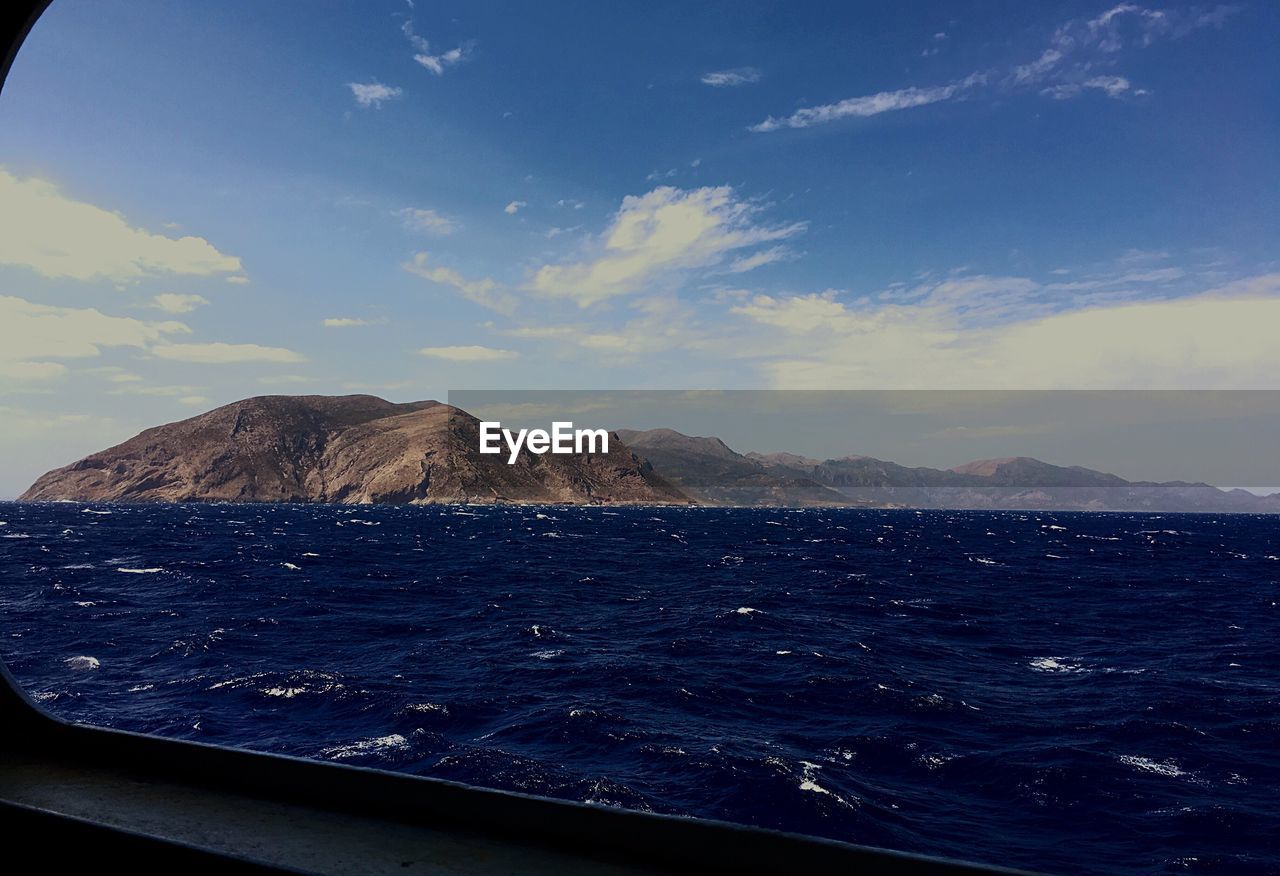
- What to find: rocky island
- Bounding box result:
[19,394,1280,512]
[19,395,688,505]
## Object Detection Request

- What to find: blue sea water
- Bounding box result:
[0,501,1277,874]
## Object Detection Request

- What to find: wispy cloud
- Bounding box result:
[528,186,805,307]
[0,169,243,283]
[150,293,209,314]
[701,67,762,87]
[402,253,517,314]
[751,77,984,132]
[0,295,189,377]
[1043,75,1141,100]
[348,81,402,108]
[402,20,466,76]
[418,345,516,361]
[322,317,386,328]
[725,245,793,274]
[396,207,459,235]
[504,200,527,215]
[751,4,1237,133]
[151,342,306,364]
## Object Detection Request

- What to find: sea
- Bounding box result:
[0,501,1276,875]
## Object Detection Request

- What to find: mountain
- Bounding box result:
[19,397,1278,512]
[20,395,688,505]
[749,450,1280,512]
[614,429,849,506]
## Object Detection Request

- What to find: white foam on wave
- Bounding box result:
[531,648,565,659]
[1029,656,1088,674]
[81,508,113,515]
[281,562,300,570]
[795,761,856,808]
[919,753,954,770]
[405,702,449,715]
[733,606,763,615]
[302,552,319,557]
[321,733,409,760]
[64,655,100,670]
[1118,755,1186,777]
[117,567,163,574]
[2,533,30,539]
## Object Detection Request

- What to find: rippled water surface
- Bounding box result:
[1,501,1277,874]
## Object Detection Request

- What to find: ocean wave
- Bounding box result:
[321,733,410,760]
[1029,656,1089,674]
[1118,755,1187,778]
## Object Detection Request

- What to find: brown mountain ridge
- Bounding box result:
[20,395,688,505]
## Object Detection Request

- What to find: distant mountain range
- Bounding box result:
[20,395,1280,512]
[616,429,1279,512]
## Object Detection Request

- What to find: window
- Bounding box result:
[2,4,1278,873]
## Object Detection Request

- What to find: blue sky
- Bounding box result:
[0,1,1278,494]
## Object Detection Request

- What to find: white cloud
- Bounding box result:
[750,77,984,132]
[151,342,306,364]
[0,169,243,282]
[544,225,583,239]
[725,246,792,274]
[402,20,466,75]
[322,317,384,328]
[397,207,459,235]
[225,275,251,285]
[733,273,1280,389]
[0,295,189,365]
[752,4,1234,133]
[179,395,209,406]
[348,81,402,108]
[402,252,517,314]
[418,345,517,362]
[1044,75,1138,100]
[701,67,762,87]
[528,186,805,307]
[150,293,209,314]
[415,48,464,75]
[0,361,68,381]
[504,200,527,215]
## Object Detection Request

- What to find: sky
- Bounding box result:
[0,1,1278,495]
